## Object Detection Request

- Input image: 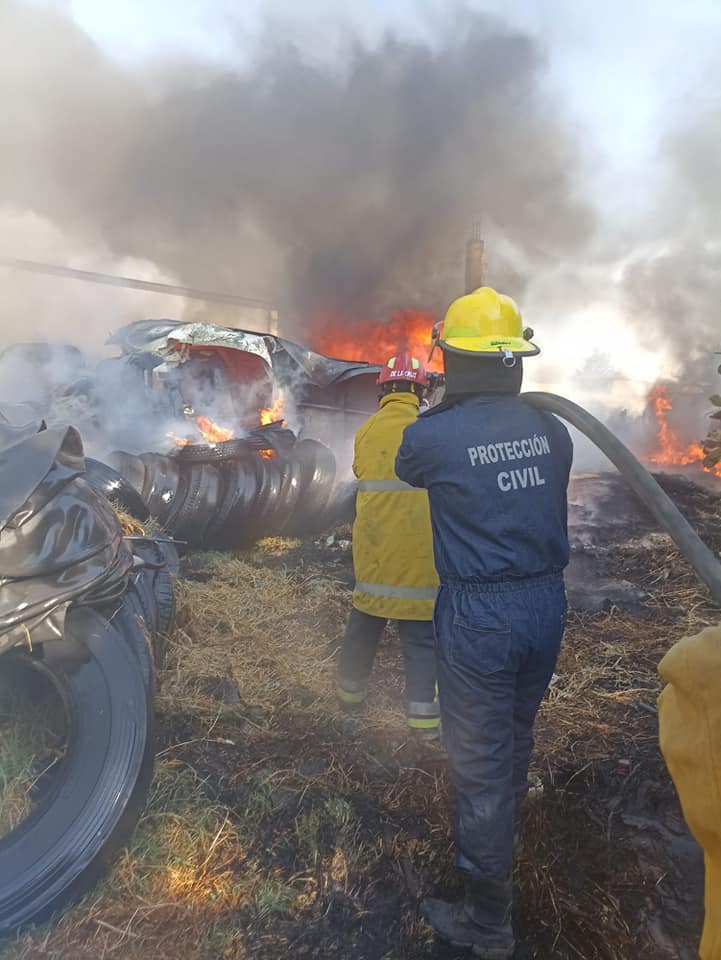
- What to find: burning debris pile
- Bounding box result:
[0,319,385,547]
[107,430,337,550]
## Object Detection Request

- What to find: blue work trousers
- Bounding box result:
[434,572,567,881]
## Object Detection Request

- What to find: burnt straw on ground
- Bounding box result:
[3,473,719,960]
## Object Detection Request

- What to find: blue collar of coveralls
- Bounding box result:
[422,392,518,418]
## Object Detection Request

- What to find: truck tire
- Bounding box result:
[204,458,263,550]
[138,455,182,522]
[284,440,337,535]
[107,452,147,501]
[175,438,252,463]
[83,458,150,522]
[165,464,222,548]
[0,606,154,935]
[266,455,304,535]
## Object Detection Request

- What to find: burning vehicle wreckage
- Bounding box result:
[0,316,721,951]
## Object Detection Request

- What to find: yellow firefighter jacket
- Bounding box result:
[658,623,721,960]
[351,392,438,621]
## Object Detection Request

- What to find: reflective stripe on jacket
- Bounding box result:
[352,392,438,620]
[658,624,721,960]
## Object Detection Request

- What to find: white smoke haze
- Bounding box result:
[0,209,190,350]
[0,0,720,467]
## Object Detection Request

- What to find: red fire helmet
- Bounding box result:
[377,351,429,387]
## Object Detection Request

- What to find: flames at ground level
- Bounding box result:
[647,385,721,478]
[169,399,286,451]
[165,309,719,482]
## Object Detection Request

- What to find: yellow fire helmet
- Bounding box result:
[437,286,540,358]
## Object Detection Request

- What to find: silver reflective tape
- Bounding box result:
[357,479,415,492]
[354,581,438,601]
[406,700,440,717]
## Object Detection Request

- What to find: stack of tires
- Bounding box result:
[102,428,338,549]
[0,423,178,936]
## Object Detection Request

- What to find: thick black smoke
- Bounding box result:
[0,1,595,330]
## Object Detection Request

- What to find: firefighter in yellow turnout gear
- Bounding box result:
[336,352,440,731]
[658,623,721,960]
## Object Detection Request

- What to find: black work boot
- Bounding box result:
[421,875,515,959]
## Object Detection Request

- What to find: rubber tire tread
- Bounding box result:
[159,467,191,533]
[239,458,282,544]
[234,457,271,547]
[83,458,150,522]
[175,438,253,463]
[0,606,154,935]
[204,458,262,550]
[284,440,337,535]
[107,452,147,499]
[138,454,182,522]
[165,464,221,548]
[130,539,178,665]
[265,455,304,535]
[100,591,155,694]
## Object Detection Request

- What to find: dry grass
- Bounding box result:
[0,668,65,840]
[1,534,716,959]
[113,506,147,537]
[160,552,342,720]
[5,761,260,960]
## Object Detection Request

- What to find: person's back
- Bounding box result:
[396,394,572,581]
[336,352,439,733]
[352,391,437,614]
[395,287,572,960]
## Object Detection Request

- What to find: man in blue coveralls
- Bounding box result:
[396,287,573,959]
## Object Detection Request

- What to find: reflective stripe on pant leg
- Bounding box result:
[336,685,368,705]
[407,715,440,730]
[406,697,440,729]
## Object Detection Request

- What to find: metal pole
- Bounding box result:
[0,257,274,312]
[464,221,485,293]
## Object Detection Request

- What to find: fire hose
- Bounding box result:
[523,391,721,606]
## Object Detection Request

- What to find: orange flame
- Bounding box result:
[648,385,721,477]
[311,307,441,371]
[260,393,285,427]
[196,416,233,444]
[258,393,285,458]
[169,415,234,447]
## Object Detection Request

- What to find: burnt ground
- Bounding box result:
[3,471,720,960]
